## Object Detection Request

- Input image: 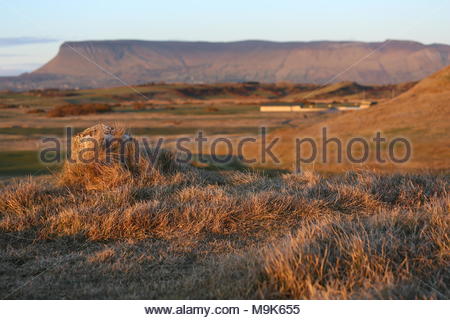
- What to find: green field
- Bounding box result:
[0,126,264,137]
[0,151,61,177]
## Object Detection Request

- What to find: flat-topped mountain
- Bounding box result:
[2,40,450,89]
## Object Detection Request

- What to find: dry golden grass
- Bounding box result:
[0,143,448,299]
[258,204,448,299]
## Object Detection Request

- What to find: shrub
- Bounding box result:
[205,106,219,112]
[47,103,112,117]
[26,108,46,114]
[0,104,19,109]
[132,103,147,110]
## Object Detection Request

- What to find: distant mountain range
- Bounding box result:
[1,40,450,90]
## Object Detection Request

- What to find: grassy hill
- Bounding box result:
[249,65,450,172]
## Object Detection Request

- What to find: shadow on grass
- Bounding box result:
[190,154,290,177]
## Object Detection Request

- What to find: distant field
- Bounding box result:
[0,127,83,136]
[0,81,410,107]
[118,104,259,115]
[0,80,440,178]
[0,126,262,137]
[0,84,319,177]
[0,151,60,177]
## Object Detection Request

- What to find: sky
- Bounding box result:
[1,0,449,75]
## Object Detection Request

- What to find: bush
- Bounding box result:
[47,103,112,117]
[0,104,19,109]
[205,106,219,112]
[132,103,147,110]
[26,108,46,114]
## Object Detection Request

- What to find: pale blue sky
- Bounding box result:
[1,0,449,75]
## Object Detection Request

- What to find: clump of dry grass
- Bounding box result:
[0,129,448,298]
[59,123,137,190]
[59,124,185,191]
[259,202,449,299]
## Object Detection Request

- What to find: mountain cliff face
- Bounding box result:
[2,40,450,89]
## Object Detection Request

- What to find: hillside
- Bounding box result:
[305,64,450,136]
[251,65,450,171]
[1,40,450,90]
